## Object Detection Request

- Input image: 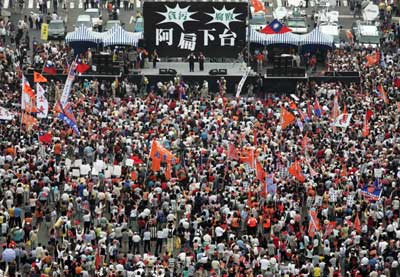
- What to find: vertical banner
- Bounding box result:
[236,66,251,98]
[143,2,247,57]
[41,23,49,41]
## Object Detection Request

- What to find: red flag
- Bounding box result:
[253,129,257,146]
[33,72,48,83]
[324,221,337,239]
[39,132,53,144]
[354,213,361,234]
[75,63,91,74]
[95,248,101,270]
[308,210,320,238]
[130,155,143,164]
[281,106,295,129]
[366,109,374,122]
[288,160,305,183]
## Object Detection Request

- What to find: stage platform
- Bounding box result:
[139,62,249,77]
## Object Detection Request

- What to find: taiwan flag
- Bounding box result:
[260,19,292,34]
[43,62,57,75]
[314,98,322,118]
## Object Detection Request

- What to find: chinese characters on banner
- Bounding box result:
[144,2,247,58]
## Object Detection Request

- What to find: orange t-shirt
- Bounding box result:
[54,143,62,155]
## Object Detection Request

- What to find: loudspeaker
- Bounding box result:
[209,69,219,75]
[159,68,168,74]
[168,68,177,75]
[138,39,146,48]
[218,69,227,75]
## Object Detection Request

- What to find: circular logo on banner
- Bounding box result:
[273,23,280,29]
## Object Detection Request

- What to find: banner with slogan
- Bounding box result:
[360,184,382,201]
[236,66,251,98]
[41,23,49,41]
[143,1,247,57]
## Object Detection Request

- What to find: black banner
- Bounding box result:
[143,1,248,58]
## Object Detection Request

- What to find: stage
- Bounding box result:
[139,62,249,77]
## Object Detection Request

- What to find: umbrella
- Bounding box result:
[2,248,16,262]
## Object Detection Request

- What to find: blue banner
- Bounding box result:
[360,185,382,201]
[58,112,80,136]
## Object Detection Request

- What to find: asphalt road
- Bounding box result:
[3,0,396,45]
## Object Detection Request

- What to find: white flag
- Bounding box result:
[0,106,14,120]
[36,83,49,118]
[332,113,352,128]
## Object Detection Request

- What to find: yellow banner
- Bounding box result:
[41,23,48,41]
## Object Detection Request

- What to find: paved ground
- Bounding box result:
[3,0,398,45]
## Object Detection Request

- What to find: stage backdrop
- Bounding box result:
[143,1,247,58]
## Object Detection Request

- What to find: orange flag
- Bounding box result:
[33,71,48,83]
[24,102,39,113]
[280,107,295,129]
[378,84,389,104]
[288,160,305,183]
[240,147,256,168]
[150,139,179,164]
[165,162,172,180]
[21,113,38,127]
[23,83,35,99]
[362,113,369,137]
[255,161,265,182]
[354,213,361,234]
[251,0,267,12]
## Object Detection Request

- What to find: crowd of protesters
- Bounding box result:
[0,10,400,277]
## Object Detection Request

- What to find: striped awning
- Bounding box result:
[65,25,103,44]
[249,27,300,46]
[102,25,143,47]
[298,28,334,47]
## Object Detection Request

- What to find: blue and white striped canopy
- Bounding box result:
[298,28,334,47]
[65,25,103,43]
[249,27,300,46]
[102,25,143,47]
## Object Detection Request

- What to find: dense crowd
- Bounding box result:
[0,9,400,277]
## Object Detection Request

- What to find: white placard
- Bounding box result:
[374,168,382,178]
[94,160,104,172]
[65,158,72,169]
[329,190,337,202]
[347,194,354,207]
[125,159,134,167]
[80,164,91,176]
[104,167,112,179]
[91,166,99,176]
[72,169,80,177]
[74,159,82,167]
[113,165,122,177]
[314,195,323,206]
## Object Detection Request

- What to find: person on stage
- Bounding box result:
[188,52,196,72]
[152,50,159,69]
[198,52,205,71]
